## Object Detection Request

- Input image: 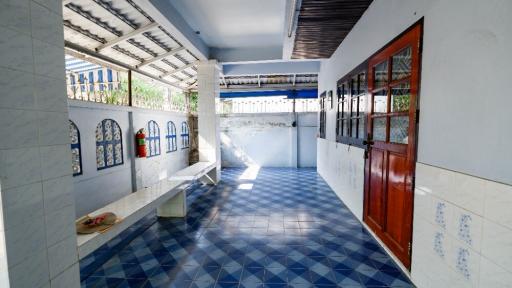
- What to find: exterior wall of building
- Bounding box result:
[0,1,80,287]
[317,0,512,286]
[220,112,317,168]
[68,101,190,217]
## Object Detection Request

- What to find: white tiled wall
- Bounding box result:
[411,163,512,288]
[0,0,79,287]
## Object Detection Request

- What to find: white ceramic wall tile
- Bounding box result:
[34,75,68,112]
[5,214,46,267]
[38,111,71,146]
[449,205,483,252]
[0,0,31,35]
[2,183,44,230]
[0,147,41,189]
[449,172,486,216]
[484,180,512,230]
[414,187,432,220]
[415,163,454,200]
[43,175,75,213]
[481,219,512,272]
[40,144,73,180]
[30,1,63,46]
[0,26,34,73]
[446,241,480,287]
[45,204,76,246]
[0,108,39,149]
[47,236,78,278]
[50,263,80,288]
[479,256,512,288]
[8,249,49,288]
[32,38,65,80]
[0,67,35,109]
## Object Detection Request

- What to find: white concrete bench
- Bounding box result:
[76,161,218,259]
[76,179,190,259]
[157,161,217,217]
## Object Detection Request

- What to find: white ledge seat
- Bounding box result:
[169,161,217,182]
[76,161,218,259]
[77,179,190,259]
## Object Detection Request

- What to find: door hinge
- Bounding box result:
[408,242,412,255]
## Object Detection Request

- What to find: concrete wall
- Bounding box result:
[69,101,189,217]
[0,1,80,287]
[220,112,317,168]
[317,0,512,287]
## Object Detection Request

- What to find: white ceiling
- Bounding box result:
[170,0,286,49]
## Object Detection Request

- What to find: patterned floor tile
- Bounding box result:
[81,168,415,288]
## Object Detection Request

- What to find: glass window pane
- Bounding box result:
[342,120,349,136]
[358,96,366,114]
[359,72,367,94]
[372,117,386,142]
[373,89,387,114]
[390,116,409,144]
[351,119,357,138]
[358,118,365,139]
[374,61,388,88]
[392,46,412,81]
[351,76,358,96]
[351,98,358,116]
[391,82,411,112]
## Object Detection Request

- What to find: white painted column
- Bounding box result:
[197,60,221,184]
[0,1,80,287]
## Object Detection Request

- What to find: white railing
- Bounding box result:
[218,98,319,114]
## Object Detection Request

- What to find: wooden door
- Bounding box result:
[363,23,422,269]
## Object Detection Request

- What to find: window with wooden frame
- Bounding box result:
[336,63,368,147]
[319,91,327,139]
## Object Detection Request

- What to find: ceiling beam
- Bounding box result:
[159,62,196,78]
[136,47,185,68]
[95,22,159,51]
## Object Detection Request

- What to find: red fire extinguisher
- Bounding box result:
[135,129,147,158]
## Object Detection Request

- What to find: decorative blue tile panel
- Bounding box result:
[435,202,446,229]
[458,214,472,246]
[80,168,414,287]
[433,232,445,258]
[456,248,471,280]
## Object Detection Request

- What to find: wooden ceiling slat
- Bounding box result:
[292,0,373,59]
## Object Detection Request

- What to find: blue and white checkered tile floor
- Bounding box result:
[81,167,415,288]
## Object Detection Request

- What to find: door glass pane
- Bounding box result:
[392,46,412,80]
[373,89,387,114]
[374,61,388,88]
[391,82,411,112]
[372,117,386,142]
[390,116,409,144]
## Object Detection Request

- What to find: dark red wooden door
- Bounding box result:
[363,23,422,269]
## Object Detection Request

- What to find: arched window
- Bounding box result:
[146,120,161,157]
[166,121,177,153]
[96,119,123,170]
[69,120,82,176]
[181,121,189,149]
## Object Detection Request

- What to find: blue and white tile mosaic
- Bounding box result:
[433,232,445,258]
[458,214,472,246]
[456,248,471,280]
[80,168,414,287]
[435,202,446,229]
